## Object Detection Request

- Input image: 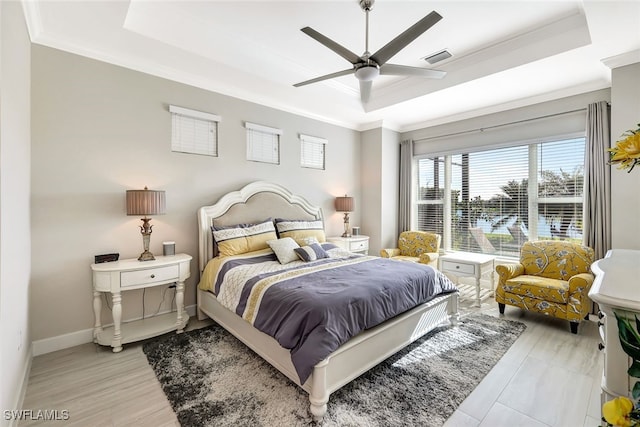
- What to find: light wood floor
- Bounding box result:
[19,296,602,427]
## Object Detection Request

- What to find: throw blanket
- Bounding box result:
[199,247,457,383]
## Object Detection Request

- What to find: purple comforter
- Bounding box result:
[214,249,457,383]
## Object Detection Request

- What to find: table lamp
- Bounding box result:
[126,187,166,261]
[335,195,354,238]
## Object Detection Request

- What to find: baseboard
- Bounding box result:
[8,343,33,427]
[32,304,197,356]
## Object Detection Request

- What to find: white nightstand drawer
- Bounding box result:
[121,265,179,288]
[350,240,368,251]
[441,261,475,275]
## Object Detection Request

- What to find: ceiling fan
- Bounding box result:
[293,0,447,104]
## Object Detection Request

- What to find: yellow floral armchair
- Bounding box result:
[380,231,441,268]
[495,240,595,334]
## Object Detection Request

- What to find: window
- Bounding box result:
[170,105,220,157]
[245,122,281,165]
[300,134,327,170]
[415,137,585,257]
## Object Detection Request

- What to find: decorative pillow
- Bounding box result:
[294,243,329,262]
[299,236,319,245]
[212,220,277,257]
[275,219,326,245]
[267,237,300,264]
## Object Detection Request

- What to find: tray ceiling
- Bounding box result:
[23,1,640,131]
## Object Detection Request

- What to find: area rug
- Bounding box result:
[143,313,526,427]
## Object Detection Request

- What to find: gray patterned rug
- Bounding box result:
[143,313,526,427]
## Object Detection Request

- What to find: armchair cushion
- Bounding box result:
[504,276,569,304]
[520,240,593,280]
[397,231,440,257]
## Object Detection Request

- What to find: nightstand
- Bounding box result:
[91,253,192,352]
[439,252,495,307]
[327,235,369,255]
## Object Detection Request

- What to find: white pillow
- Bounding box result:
[267,237,300,264]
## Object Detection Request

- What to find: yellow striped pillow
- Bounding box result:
[212,220,277,257]
[275,219,325,246]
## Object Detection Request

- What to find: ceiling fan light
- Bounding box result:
[355,66,379,82]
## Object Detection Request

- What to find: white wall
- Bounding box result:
[30,45,361,347]
[405,89,611,155]
[610,61,640,249]
[360,127,400,255]
[0,2,32,422]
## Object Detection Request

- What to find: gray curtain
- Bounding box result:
[398,139,413,235]
[584,101,611,261]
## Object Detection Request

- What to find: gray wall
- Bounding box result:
[0,2,32,420]
[30,45,361,343]
[360,127,400,255]
[610,61,640,249]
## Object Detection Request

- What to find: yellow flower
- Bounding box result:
[603,396,635,427]
[609,124,640,172]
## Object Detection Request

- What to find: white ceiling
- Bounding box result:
[22,0,640,131]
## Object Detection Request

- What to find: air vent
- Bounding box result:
[424,49,452,65]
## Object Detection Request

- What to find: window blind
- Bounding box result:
[245,122,281,164]
[170,105,220,157]
[300,134,327,170]
[416,137,585,256]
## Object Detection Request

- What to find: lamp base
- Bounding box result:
[138,219,155,261]
[342,212,351,238]
[138,250,155,262]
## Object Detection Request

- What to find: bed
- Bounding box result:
[197,181,459,420]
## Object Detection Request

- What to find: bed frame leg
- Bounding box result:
[448,293,460,326]
[309,359,329,421]
[196,290,207,321]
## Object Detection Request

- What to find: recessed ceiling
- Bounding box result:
[22,0,640,131]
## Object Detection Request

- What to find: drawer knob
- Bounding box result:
[598,311,604,319]
[150,274,155,279]
[598,321,604,328]
[456,266,460,269]
[598,343,605,351]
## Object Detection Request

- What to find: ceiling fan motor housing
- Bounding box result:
[355,64,380,81]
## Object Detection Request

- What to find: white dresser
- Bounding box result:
[589,249,640,410]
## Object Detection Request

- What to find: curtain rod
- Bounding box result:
[414,107,589,143]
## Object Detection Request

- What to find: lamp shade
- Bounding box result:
[335,195,354,212]
[126,187,166,216]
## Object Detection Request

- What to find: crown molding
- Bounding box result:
[602,50,640,69]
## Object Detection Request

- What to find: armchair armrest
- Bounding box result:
[568,273,595,320]
[569,273,595,294]
[380,248,401,258]
[419,252,439,265]
[568,272,595,295]
[495,263,525,286]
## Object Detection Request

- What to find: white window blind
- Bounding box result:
[245,122,281,165]
[300,134,327,170]
[170,105,220,157]
[416,137,585,257]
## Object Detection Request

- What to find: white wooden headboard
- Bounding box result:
[197,181,324,274]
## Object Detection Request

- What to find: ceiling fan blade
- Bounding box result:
[360,80,372,104]
[380,64,446,79]
[293,68,355,87]
[370,11,442,66]
[301,27,361,65]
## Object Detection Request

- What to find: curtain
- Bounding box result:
[583,101,611,261]
[398,139,413,235]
